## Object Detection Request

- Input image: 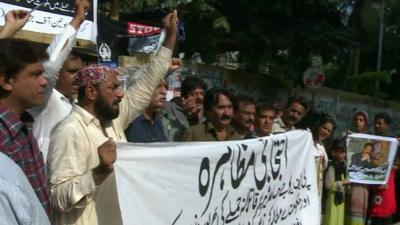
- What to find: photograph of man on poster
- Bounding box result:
[347,133,398,185]
[350,142,373,168]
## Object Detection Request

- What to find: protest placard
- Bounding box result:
[347,133,398,184]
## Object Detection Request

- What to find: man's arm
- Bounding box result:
[46,0,90,63]
[0,10,29,39]
[30,0,91,115]
[118,11,178,129]
[43,0,91,93]
[162,10,177,51]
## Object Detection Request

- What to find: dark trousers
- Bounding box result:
[370,216,392,225]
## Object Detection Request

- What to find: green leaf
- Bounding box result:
[212,17,230,32]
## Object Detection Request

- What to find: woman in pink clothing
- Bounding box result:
[347,110,370,225]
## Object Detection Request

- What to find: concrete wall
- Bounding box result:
[193,64,400,136]
[296,87,400,136]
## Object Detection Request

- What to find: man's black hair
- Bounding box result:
[181,76,207,98]
[374,112,392,125]
[0,38,48,96]
[232,95,255,111]
[203,87,232,112]
[286,95,309,111]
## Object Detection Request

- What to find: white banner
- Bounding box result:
[114,130,319,225]
[0,1,97,43]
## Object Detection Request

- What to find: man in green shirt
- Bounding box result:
[182,88,241,141]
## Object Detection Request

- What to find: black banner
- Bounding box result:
[97,17,162,64]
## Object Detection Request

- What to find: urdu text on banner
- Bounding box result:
[114,130,320,225]
[0,0,97,43]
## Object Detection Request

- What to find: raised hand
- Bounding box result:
[70,0,91,30]
[162,10,178,50]
[183,95,203,117]
[0,10,30,38]
[169,58,182,71]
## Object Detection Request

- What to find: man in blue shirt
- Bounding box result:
[125,80,168,142]
[0,152,50,225]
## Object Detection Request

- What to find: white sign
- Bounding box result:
[0,1,97,43]
[347,133,398,185]
[114,130,320,225]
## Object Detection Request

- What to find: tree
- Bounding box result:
[100,0,400,101]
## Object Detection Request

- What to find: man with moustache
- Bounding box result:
[374,112,392,137]
[254,104,276,137]
[182,88,241,141]
[125,80,168,142]
[47,11,177,225]
[163,76,207,141]
[30,0,91,160]
[271,96,309,134]
[231,95,256,139]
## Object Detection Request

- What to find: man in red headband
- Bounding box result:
[47,11,177,225]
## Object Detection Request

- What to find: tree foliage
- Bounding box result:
[346,71,391,98]
[107,0,400,101]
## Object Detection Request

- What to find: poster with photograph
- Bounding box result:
[347,133,398,185]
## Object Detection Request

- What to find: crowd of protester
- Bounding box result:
[0,1,400,225]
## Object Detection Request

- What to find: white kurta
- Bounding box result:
[271,116,295,134]
[47,46,172,225]
[31,25,77,160]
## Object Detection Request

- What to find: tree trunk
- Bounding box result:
[111,0,120,20]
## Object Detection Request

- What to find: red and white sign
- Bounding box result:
[303,67,325,88]
[126,22,161,36]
